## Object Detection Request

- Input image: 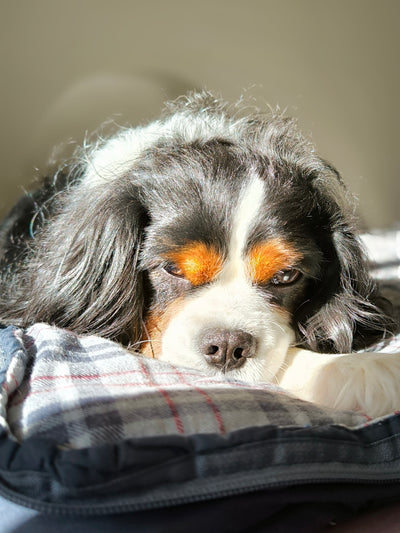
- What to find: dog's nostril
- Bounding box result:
[206,345,219,356]
[200,328,257,372]
[232,347,244,361]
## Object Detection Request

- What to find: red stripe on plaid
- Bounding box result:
[139,359,185,434]
[9,380,187,407]
[30,369,201,384]
[30,370,141,382]
[171,364,226,435]
[29,371,277,394]
[195,387,226,435]
[2,373,19,395]
[24,325,55,348]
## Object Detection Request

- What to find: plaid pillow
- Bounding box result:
[1,323,375,449]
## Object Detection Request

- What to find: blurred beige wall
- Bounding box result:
[0,0,399,227]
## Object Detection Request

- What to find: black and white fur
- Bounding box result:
[0,92,398,417]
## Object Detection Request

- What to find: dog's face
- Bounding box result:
[0,92,393,383]
[135,140,339,381]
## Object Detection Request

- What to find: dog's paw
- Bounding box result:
[308,351,400,418]
[280,348,400,418]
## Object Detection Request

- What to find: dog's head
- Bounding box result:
[2,92,394,382]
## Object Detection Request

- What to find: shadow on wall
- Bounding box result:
[29,70,198,174]
[0,70,197,218]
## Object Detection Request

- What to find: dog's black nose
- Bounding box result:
[200,328,257,371]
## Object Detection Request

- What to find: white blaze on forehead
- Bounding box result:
[221,175,265,282]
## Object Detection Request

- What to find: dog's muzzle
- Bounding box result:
[199,328,257,372]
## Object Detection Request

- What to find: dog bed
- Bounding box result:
[0,228,399,532]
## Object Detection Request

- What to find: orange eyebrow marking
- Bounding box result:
[247,239,302,284]
[165,242,223,286]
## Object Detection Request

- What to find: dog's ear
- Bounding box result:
[18,180,148,345]
[297,197,395,354]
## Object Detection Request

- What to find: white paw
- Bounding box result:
[280,349,400,419]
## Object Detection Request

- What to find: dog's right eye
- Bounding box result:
[270,268,301,286]
[162,263,185,278]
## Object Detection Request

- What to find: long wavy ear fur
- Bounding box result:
[298,220,396,353]
[0,179,148,345]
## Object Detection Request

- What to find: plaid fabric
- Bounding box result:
[1,323,377,449]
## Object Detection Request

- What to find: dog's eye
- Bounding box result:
[270,268,301,286]
[163,263,185,278]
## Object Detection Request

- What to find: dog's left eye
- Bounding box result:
[163,263,185,278]
[270,268,301,286]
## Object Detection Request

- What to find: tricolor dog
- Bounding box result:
[0,92,397,417]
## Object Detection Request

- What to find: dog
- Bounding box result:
[0,91,398,417]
